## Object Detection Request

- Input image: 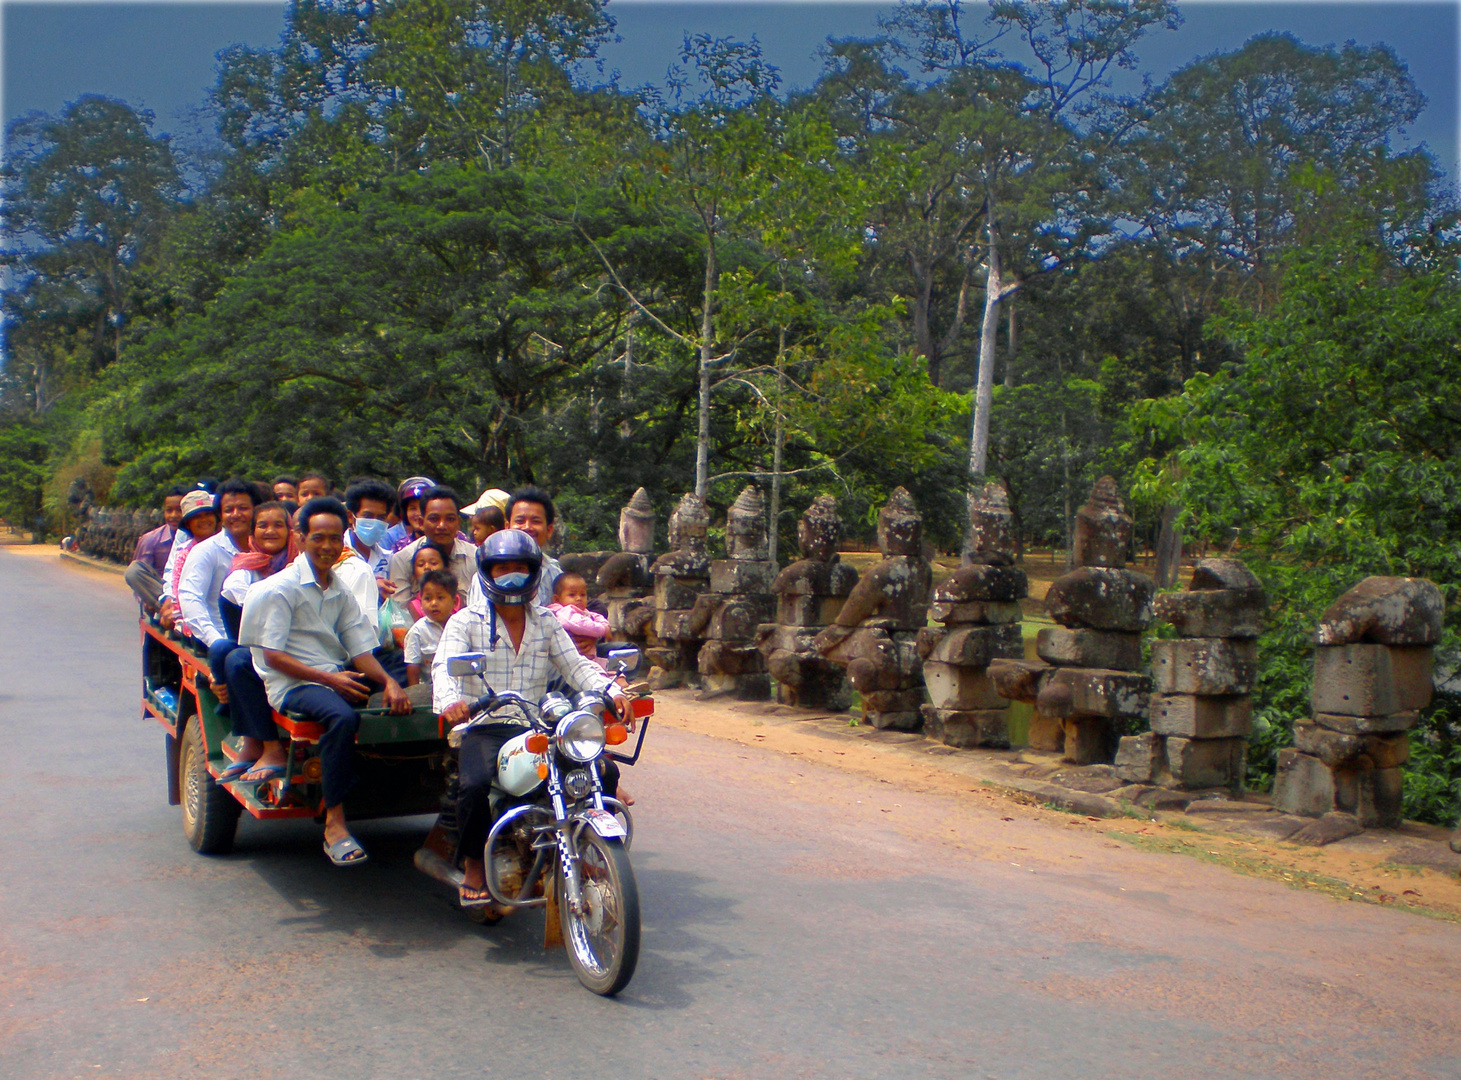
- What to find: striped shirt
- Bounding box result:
[431,592,615,717]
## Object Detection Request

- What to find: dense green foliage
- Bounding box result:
[4,1,1460,818]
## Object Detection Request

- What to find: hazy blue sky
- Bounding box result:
[3,1,1457,180]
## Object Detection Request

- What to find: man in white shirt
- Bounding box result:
[505,485,564,607]
[177,478,256,648]
[433,529,622,906]
[387,485,477,599]
[238,496,410,867]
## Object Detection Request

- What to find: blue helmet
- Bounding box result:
[476,528,543,605]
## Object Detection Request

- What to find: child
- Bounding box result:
[548,572,609,662]
[404,569,458,686]
[470,504,505,546]
[378,541,450,648]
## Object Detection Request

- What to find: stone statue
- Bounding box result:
[646,493,712,688]
[692,486,777,698]
[598,488,658,648]
[918,481,1026,748]
[757,496,858,709]
[813,488,932,729]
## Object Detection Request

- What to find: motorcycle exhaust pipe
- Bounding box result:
[413,846,464,888]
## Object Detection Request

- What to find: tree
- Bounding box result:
[633,33,782,498]
[3,96,182,376]
[1128,221,1461,817]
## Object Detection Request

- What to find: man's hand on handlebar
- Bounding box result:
[439,700,471,728]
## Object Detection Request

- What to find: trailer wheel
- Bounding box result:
[179,718,241,854]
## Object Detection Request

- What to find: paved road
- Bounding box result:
[3,546,1460,1080]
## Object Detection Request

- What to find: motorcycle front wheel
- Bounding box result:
[560,831,640,996]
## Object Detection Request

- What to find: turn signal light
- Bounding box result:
[536,762,549,780]
[526,733,549,754]
[605,723,628,746]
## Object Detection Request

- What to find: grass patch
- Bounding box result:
[1110,831,1461,923]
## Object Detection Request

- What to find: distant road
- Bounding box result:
[2,546,1459,1080]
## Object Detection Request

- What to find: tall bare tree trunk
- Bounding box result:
[968,217,1003,482]
[1004,301,1017,387]
[1154,504,1183,588]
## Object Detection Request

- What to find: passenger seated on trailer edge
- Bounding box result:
[158,490,220,632]
[124,485,186,613]
[177,477,256,649]
[432,529,627,908]
[238,496,411,867]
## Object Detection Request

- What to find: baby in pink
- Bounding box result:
[548,573,609,661]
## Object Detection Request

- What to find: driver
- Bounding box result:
[433,529,626,909]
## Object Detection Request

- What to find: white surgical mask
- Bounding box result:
[352,518,388,547]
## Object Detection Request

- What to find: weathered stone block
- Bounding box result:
[1045,567,1155,632]
[988,658,1050,703]
[1062,716,1116,765]
[861,688,924,713]
[1151,639,1258,696]
[1153,589,1266,639]
[654,577,702,611]
[1027,711,1065,752]
[1354,767,1404,829]
[1046,667,1150,719]
[919,704,1010,749]
[697,641,764,676]
[706,595,776,641]
[934,564,1029,603]
[1293,723,1410,770]
[1036,627,1143,671]
[1150,694,1253,739]
[1273,749,1334,817]
[773,559,858,597]
[921,623,1025,668]
[653,608,698,640]
[1311,710,1419,736]
[1114,732,1161,783]
[928,599,1023,625]
[597,552,653,592]
[776,593,846,627]
[922,662,1007,710]
[1165,737,1245,790]
[1316,576,1444,647]
[1311,644,1433,716]
[709,559,777,595]
[606,596,652,634]
[1190,558,1263,592]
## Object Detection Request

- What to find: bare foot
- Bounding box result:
[616,783,635,807]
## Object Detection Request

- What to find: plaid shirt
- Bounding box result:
[431,592,615,716]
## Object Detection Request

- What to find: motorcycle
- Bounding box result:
[413,649,652,997]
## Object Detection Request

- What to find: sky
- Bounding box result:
[2,0,1458,180]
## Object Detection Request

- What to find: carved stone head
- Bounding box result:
[877,487,922,557]
[968,480,1015,565]
[618,487,655,555]
[667,493,709,555]
[797,495,841,563]
[1073,476,1132,568]
[725,485,768,561]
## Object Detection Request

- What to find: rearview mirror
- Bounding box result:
[605,647,642,676]
[446,653,486,678]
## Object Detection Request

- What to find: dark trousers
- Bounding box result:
[455,725,625,864]
[223,646,276,744]
[280,684,362,809]
[456,723,526,864]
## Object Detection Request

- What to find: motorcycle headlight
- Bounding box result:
[554,709,605,763]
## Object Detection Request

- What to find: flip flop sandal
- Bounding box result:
[324,835,369,867]
[458,883,494,908]
[240,763,287,784]
[218,759,258,782]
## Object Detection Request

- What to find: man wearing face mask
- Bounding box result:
[432,529,627,908]
[343,479,396,586]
